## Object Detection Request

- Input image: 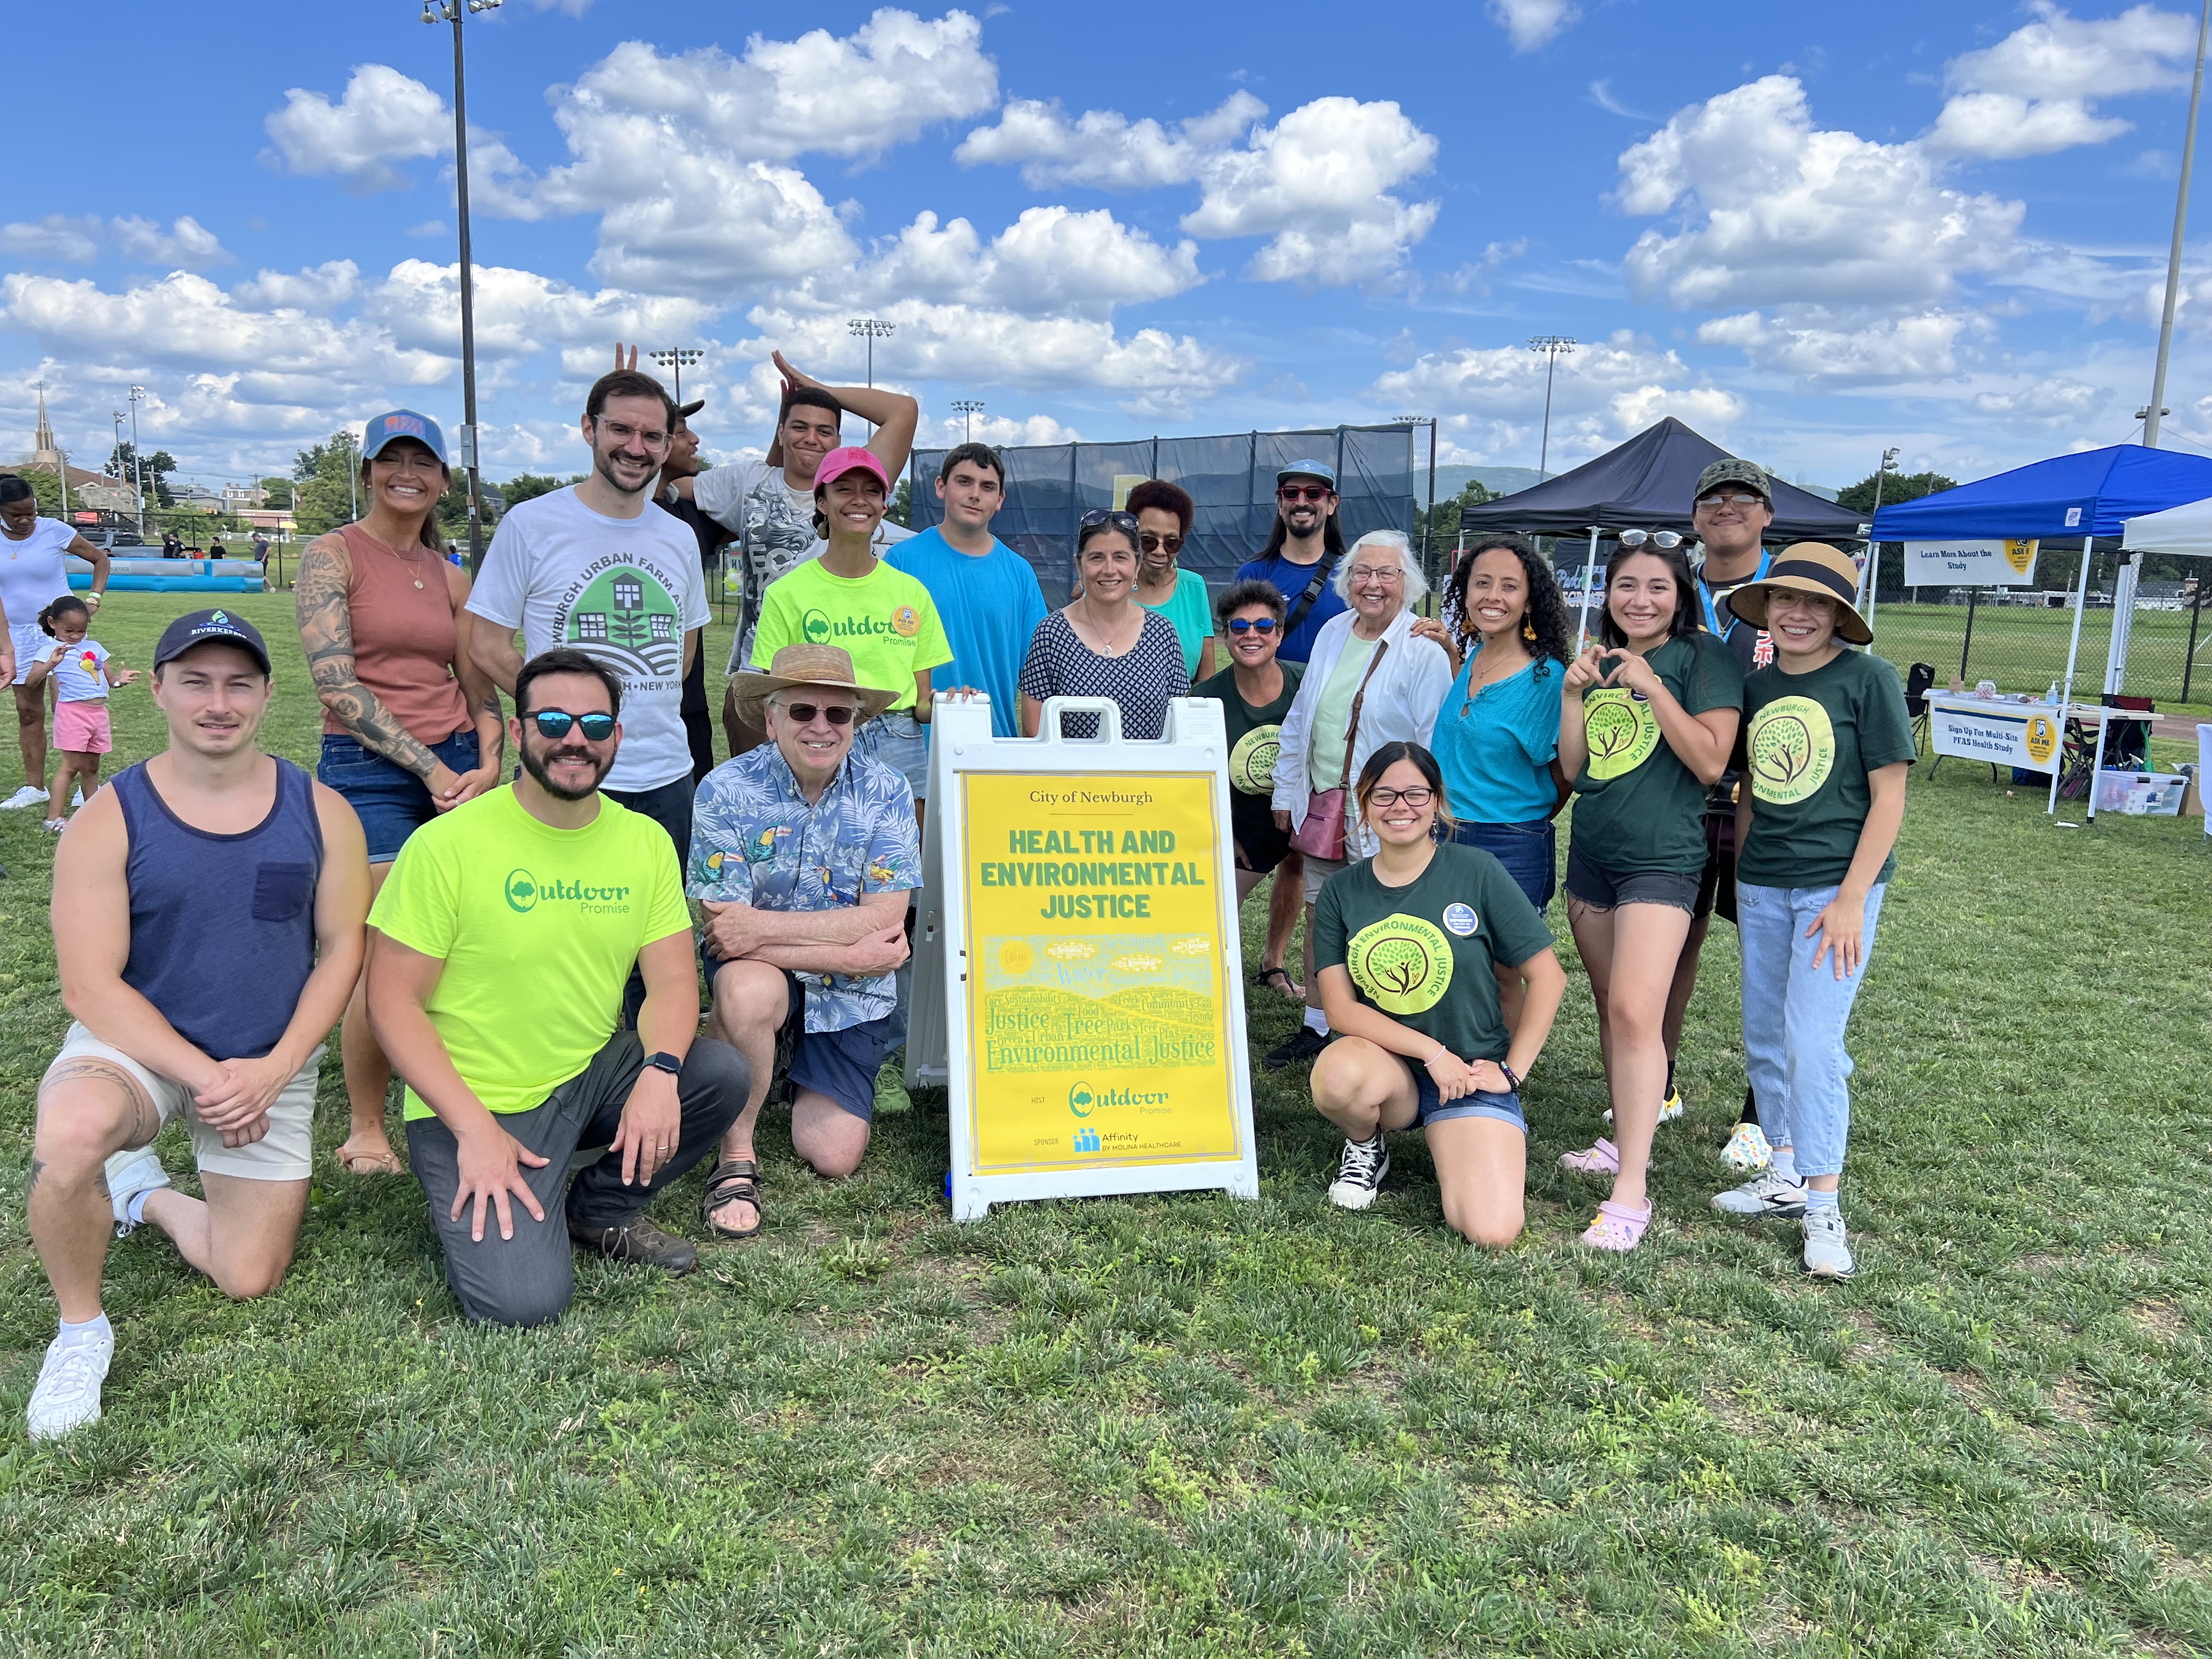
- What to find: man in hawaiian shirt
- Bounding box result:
[687,644,919,1239]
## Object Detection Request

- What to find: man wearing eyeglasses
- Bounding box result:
[467,369,713,871]
[686,644,921,1241]
[368,648,751,1326]
[1234,459,1349,665]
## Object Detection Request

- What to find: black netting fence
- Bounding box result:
[909,426,1421,606]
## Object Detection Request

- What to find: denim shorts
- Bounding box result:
[854,708,929,800]
[318,729,479,862]
[1451,819,1557,912]
[1404,1060,1526,1132]
[1564,845,1700,913]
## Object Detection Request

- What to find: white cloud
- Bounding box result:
[954,93,1267,190]
[1607,383,1746,433]
[0,216,101,262]
[1696,307,1994,381]
[1490,0,1579,52]
[263,64,450,194]
[1617,76,2024,309]
[1973,375,2106,426]
[111,216,230,269]
[0,214,230,267]
[825,206,1204,319]
[918,410,1086,449]
[561,157,857,295]
[233,260,363,311]
[364,260,716,360]
[1929,3,2196,159]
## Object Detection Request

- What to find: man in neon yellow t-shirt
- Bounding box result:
[368,648,749,1326]
[749,447,951,819]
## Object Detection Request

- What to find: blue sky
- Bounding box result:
[4,0,2211,498]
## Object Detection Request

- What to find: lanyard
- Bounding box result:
[1699,547,1773,640]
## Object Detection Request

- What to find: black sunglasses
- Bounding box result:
[529,709,616,741]
[779,701,857,727]
[1226,617,1279,634]
[1138,531,1184,555]
[1080,509,1141,534]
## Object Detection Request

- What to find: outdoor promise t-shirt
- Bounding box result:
[369,786,693,1120]
[466,486,711,795]
[1568,633,1745,874]
[886,527,1047,740]
[1314,843,1554,1064]
[1194,660,1304,843]
[749,557,952,713]
[1739,648,1915,890]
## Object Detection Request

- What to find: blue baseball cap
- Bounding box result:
[154,608,271,673]
[1276,458,1337,490]
[360,409,449,465]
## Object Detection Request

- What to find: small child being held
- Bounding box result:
[25,595,137,833]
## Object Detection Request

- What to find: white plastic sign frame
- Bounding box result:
[907,692,1260,1222]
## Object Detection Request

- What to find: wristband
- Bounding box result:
[644,1050,683,1077]
[1498,1062,1521,1093]
[1424,1044,1447,1068]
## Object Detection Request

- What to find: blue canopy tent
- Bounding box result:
[1870,443,2212,811]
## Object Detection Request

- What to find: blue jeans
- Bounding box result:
[1451,819,1556,912]
[318,729,479,863]
[1737,881,1887,1181]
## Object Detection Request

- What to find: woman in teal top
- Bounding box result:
[1128,478,1215,680]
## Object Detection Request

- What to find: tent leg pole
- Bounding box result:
[1575,526,1600,653]
[2048,535,2094,816]
[2087,707,2112,822]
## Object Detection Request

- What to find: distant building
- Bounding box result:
[12,382,141,518]
[171,483,223,514]
[222,482,268,510]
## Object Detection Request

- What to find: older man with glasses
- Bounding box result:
[687,644,921,1241]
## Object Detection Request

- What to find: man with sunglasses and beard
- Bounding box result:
[686,645,921,1242]
[1234,460,1348,667]
[368,649,751,1326]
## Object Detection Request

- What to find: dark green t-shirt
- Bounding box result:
[1739,648,1915,889]
[1313,843,1554,1064]
[1568,633,1746,874]
[1195,661,1304,840]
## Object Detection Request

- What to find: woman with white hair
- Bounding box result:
[1265,530,1454,1069]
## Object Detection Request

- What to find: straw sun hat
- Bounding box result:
[1722,541,1874,646]
[729,644,900,726]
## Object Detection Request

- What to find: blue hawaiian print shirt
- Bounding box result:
[688,744,920,1032]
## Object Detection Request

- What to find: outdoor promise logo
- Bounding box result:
[503,869,634,915]
[505,870,540,913]
[1069,1081,1094,1118]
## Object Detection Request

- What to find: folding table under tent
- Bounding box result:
[1870,442,2212,813]
[1459,416,1869,646]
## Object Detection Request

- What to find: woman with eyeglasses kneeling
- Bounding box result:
[1128,479,1216,682]
[1310,742,1566,1240]
[1019,510,1190,740]
[1555,531,1744,1252]
[1194,579,1305,1000]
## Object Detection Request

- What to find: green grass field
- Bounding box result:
[1864,600,2211,718]
[1,591,2209,1655]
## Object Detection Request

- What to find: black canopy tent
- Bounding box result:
[1458,417,1868,645]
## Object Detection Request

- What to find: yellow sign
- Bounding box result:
[961,771,1240,1174]
[1111,473,1150,511]
[2025,712,2058,765]
[2004,538,2038,576]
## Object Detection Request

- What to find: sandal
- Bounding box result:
[1252,965,1304,1000]
[1581,1199,1653,1252]
[1557,1137,1651,1176]
[702,1158,763,1240]
[333,1145,404,1176]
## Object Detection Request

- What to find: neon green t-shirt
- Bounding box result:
[368,786,693,1120]
[750,558,952,712]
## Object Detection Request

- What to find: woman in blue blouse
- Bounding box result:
[1413,532,1572,978]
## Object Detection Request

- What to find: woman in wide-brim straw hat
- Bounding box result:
[1708,541,1914,1281]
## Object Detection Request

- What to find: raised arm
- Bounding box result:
[297,533,464,790]
[771,349,918,480]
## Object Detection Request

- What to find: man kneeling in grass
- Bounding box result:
[368,648,748,1326]
[27,611,370,1439]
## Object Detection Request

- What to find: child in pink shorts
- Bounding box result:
[25,595,137,833]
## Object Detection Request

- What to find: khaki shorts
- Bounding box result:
[44,1024,321,1182]
[1301,851,1348,906]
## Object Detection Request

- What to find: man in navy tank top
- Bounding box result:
[26,610,372,1439]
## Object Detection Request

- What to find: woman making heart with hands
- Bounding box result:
[1554,533,1744,1254]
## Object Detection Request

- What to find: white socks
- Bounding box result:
[1770,1145,1800,1186]
[57,1312,111,1347]
[1302,1006,1328,1036]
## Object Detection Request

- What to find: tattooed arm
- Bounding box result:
[295,533,460,793]
[444,562,505,809]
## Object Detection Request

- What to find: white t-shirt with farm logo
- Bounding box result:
[467,486,711,793]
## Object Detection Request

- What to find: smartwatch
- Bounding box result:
[644,1051,683,1077]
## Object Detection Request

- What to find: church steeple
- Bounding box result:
[30,381,59,466]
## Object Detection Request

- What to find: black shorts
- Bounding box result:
[1564,846,1701,913]
[1231,806,1296,878]
[1695,810,1738,924]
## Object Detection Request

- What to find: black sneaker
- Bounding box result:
[569,1216,698,1275]
[1327,1133,1390,1210]
[1263,1026,1335,1069]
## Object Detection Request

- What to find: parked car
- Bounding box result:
[73,528,147,551]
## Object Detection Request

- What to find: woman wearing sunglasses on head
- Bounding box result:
[1195,579,1305,999]
[1554,530,1745,1252]
[296,409,506,1177]
[1127,479,1216,682]
[1308,742,1566,1239]
[1019,510,1190,740]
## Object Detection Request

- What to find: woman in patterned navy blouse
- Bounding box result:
[1018,510,1191,741]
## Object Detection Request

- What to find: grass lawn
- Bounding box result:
[1864,601,2211,719]
[1,590,2209,1655]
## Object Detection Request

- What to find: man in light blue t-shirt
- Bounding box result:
[887,443,1046,743]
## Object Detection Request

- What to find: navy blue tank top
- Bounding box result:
[112,758,324,1060]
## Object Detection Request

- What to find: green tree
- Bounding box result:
[258,476,294,511]
[888,477,912,528]
[105,443,178,507]
[1415,478,1494,580]
[498,473,582,509]
[1837,469,1958,596]
[2,468,65,516]
[291,430,361,537]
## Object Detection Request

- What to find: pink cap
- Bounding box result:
[814,446,889,492]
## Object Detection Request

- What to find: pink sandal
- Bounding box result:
[1557,1137,1652,1176]
[1581,1199,1652,1252]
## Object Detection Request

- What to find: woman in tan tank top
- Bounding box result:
[295,410,504,1176]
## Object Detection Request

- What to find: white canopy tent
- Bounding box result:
[2121,493,2212,557]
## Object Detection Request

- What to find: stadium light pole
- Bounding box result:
[1861,446,1900,623]
[848,318,894,437]
[951,399,984,442]
[650,347,703,406]
[126,384,146,534]
[2147,0,2212,450]
[1529,336,1576,475]
[424,0,501,569]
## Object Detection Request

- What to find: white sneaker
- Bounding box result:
[27,1324,113,1440]
[1326,1133,1390,1210]
[1720,1120,1774,1172]
[105,1147,170,1237]
[1711,1170,1808,1218]
[1802,1209,1856,1279]
[0,783,49,810]
[70,786,82,807]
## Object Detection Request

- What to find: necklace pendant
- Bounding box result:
[413,578,425,589]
